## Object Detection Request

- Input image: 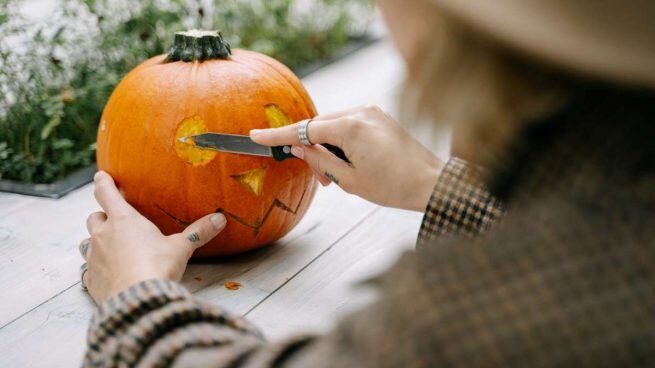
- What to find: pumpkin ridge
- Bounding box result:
[223,55,304,129]
[232,52,313,118]
[236,51,316,116]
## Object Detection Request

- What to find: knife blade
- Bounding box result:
[178,133,349,163]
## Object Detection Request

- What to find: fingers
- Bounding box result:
[250,104,386,147]
[249,106,365,146]
[313,106,367,121]
[250,123,301,146]
[177,213,227,251]
[93,171,132,217]
[292,145,353,189]
[250,118,351,148]
[249,119,345,186]
[86,211,107,235]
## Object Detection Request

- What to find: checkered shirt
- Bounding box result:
[419,157,505,242]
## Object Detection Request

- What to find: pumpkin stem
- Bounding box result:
[165,30,231,62]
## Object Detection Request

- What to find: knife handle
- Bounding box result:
[271,146,295,161]
[322,144,351,163]
[271,144,350,163]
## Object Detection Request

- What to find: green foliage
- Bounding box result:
[215,0,370,70]
[0,0,371,184]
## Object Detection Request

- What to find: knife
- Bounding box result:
[178,133,350,163]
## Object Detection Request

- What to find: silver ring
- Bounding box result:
[298,119,313,146]
[79,238,90,258]
[80,263,88,292]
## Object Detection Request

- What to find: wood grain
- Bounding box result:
[0,193,37,219]
[247,207,423,339]
[0,185,100,327]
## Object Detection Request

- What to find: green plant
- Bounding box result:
[0,0,371,184]
[214,0,370,70]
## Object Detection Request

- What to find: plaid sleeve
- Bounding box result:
[82,279,296,367]
[418,157,505,242]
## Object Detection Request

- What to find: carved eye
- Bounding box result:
[231,166,267,196]
[264,104,293,128]
[229,104,294,196]
[174,116,217,165]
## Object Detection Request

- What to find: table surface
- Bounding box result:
[0,40,449,367]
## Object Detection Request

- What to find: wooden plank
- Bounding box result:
[0,186,378,367]
[302,40,403,116]
[0,184,100,327]
[247,206,423,339]
[0,193,38,219]
[0,185,99,324]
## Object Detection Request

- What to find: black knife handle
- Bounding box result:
[322,144,350,163]
[271,145,294,161]
[271,144,350,163]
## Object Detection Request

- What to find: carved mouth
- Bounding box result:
[155,186,308,236]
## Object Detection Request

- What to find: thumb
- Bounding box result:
[178,213,227,250]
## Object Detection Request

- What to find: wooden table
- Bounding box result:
[0,40,447,367]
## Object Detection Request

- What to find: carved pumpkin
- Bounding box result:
[96,30,318,257]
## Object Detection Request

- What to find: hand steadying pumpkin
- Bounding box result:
[250,105,444,212]
[82,171,226,303]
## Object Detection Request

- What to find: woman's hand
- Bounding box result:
[251,105,444,211]
[81,171,226,304]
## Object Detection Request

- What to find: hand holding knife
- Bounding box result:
[178,121,349,163]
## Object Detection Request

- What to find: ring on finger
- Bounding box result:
[79,238,91,258]
[298,119,313,146]
[80,263,89,292]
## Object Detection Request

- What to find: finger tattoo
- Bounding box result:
[324,171,339,184]
[80,241,90,257]
[187,232,200,243]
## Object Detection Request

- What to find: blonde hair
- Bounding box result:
[402,8,573,164]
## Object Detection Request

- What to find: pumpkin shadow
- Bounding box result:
[188,220,320,266]
[189,243,282,265]
[182,221,321,288]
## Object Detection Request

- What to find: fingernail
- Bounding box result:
[249,129,266,136]
[210,213,226,230]
[291,146,304,159]
[94,171,106,181]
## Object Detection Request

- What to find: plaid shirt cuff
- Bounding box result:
[84,279,262,367]
[418,157,505,243]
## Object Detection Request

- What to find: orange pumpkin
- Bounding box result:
[96,30,318,257]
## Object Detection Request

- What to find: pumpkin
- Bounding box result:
[96,30,318,257]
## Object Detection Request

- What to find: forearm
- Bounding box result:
[418,157,505,243]
[83,279,310,367]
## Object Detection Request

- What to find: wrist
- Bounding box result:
[409,157,444,212]
[104,271,169,302]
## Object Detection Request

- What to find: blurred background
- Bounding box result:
[0,0,374,186]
